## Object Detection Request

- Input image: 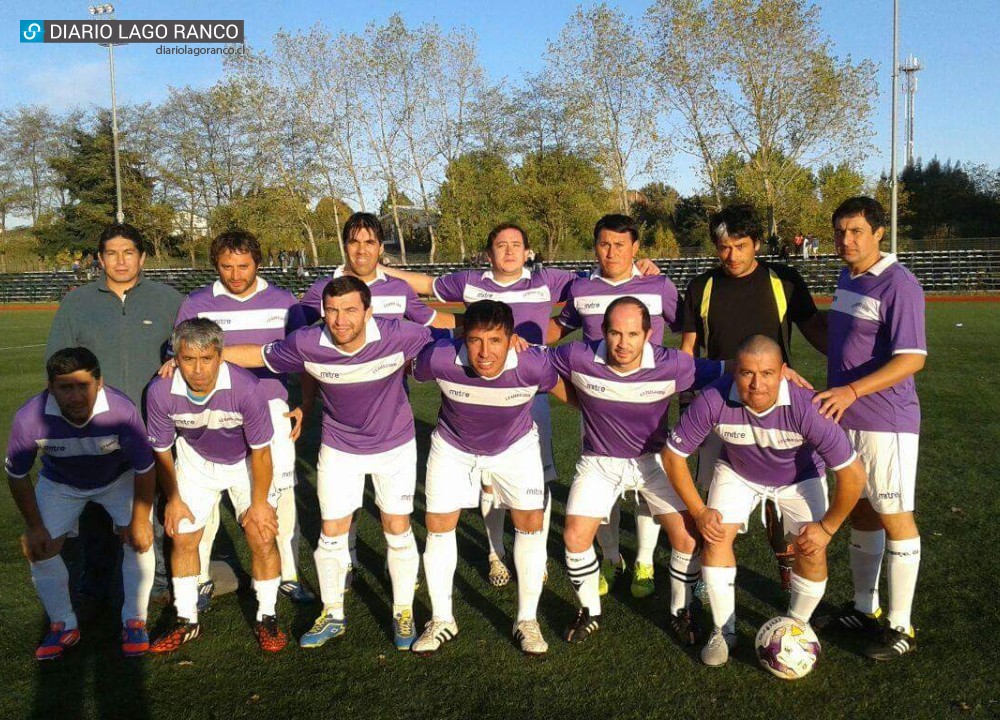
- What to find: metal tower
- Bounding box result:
[900,55,923,167]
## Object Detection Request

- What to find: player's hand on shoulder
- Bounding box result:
[635,258,662,276]
[158,358,177,379]
[21,525,55,562]
[510,333,531,353]
[695,507,725,544]
[285,406,304,441]
[164,498,194,538]
[782,365,814,390]
[812,385,857,422]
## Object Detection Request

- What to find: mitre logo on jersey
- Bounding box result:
[319,370,342,380]
[722,428,747,440]
[447,388,472,399]
[584,381,607,393]
[44,443,67,453]
[580,300,604,311]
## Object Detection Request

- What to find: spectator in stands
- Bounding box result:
[45,222,183,612]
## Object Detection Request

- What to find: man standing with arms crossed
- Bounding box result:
[813,197,926,661]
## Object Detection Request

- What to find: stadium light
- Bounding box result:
[86,3,125,224]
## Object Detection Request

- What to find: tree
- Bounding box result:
[646,0,877,234]
[545,4,665,214]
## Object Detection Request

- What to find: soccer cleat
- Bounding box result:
[563,608,601,643]
[513,620,549,655]
[149,619,201,654]
[279,580,316,604]
[669,608,699,647]
[598,557,626,597]
[393,608,416,651]
[488,553,512,588]
[121,618,150,657]
[255,615,288,652]
[35,622,80,661]
[196,580,214,614]
[813,602,882,634]
[864,625,916,661]
[299,611,347,648]
[700,628,737,667]
[631,562,655,598]
[412,618,459,655]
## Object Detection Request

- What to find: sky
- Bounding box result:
[1,0,998,201]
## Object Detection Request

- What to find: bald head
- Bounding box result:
[735,334,783,365]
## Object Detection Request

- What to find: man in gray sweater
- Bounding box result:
[45,223,182,608]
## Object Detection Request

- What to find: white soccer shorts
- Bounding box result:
[174,439,271,533]
[708,462,829,537]
[847,429,919,514]
[268,398,297,492]
[566,453,685,521]
[531,394,557,482]
[35,470,138,538]
[316,438,417,520]
[425,427,546,514]
[695,431,724,492]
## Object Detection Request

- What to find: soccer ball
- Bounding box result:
[755,616,821,680]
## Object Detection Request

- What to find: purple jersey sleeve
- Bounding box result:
[262,330,307,375]
[403,284,437,326]
[432,271,467,303]
[543,268,577,303]
[144,384,177,452]
[672,350,697,394]
[557,284,582,330]
[548,343,575,380]
[398,321,435,361]
[289,278,327,331]
[797,397,857,471]
[661,277,681,333]
[668,385,721,457]
[239,384,274,449]
[528,346,559,393]
[887,279,927,355]
[411,340,443,383]
[121,403,156,472]
[4,412,37,478]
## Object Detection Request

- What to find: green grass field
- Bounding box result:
[0,304,997,720]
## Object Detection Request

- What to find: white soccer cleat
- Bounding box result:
[701,627,737,667]
[488,553,512,588]
[513,619,549,655]
[411,618,459,655]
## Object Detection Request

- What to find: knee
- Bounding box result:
[563,522,592,553]
[172,532,201,555]
[514,510,543,534]
[247,533,277,559]
[382,514,411,536]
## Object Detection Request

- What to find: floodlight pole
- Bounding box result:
[890,0,899,254]
[108,41,124,223]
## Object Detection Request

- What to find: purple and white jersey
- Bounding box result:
[557,267,680,344]
[413,340,558,455]
[549,340,718,458]
[175,279,296,403]
[263,316,432,454]
[828,253,926,434]
[432,267,577,345]
[295,267,437,329]
[5,386,154,490]
[145,362,274,465]
[668,376,857,487]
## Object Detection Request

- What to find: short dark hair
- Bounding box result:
[210,229,262,267]
[594,214,639,244]
[709,205,762,245]
[485,223,530,252]
[602,296,651,334]
[832,196,886,232]
[322,275,372,310]
[343,212,385,245]
[463,300,514,337]
[46,347,101,382]
[98,223,145,255]
[734,334,783,362]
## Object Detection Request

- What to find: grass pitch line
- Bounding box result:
[0,343,45,351]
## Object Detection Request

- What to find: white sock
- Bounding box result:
[513,528,547,622]
[121,545,155,622]
[348,521,359,567]
[423,530,457,622]
[565,547,601,615]
[197,502,221,585]
[313,533,350,619]
[172,575,199,623]
[885,537,921,632]
[596,503,621,564]
[702,565,736,633]
[276,489,301,582]
[481,490,506,558]
[385,528,419,612]
[668,549,701,614]
[30,555,77,629]
[788,572,827,624]
[254,576,280,621]
[850,529,885,614]
[635,508,660,566]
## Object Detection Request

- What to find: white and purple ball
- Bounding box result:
[755,616,821,680]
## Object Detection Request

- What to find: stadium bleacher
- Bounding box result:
[1,250,998,304]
